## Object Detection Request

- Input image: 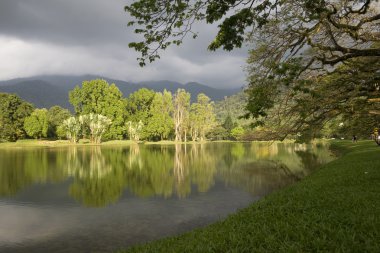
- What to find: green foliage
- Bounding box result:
[126,0,380,66]
[56,124,67,139]
[214,91,249,127]
[0,93,34,142]
[24,109,49,139]
[125,0,282,65]
[145,90,174,140]
[69,79,127,140]
[222,115,234,133]
[126,88,156,140]
[47,106,71,138]
[189,93,216,141]
[231,126,245,141]
[206,125,229,141]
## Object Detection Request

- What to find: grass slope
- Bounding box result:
[121,141,380,252]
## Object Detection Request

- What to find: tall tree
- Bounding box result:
[146,90,174,140]
[223,115,234,133]
[189,93,216,141]
[24,109,49,139]
[69,79,127,140]
[126,88,156,140]
[0,93,34,142]
[173,89,191,142]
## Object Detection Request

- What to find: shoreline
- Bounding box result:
[119,141,380,252]
[0,138,305,149]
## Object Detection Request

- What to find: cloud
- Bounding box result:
[0,0,248,88]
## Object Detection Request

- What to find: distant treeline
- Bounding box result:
[0,79,248,143]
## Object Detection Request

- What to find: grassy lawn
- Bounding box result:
[120,141,380,252]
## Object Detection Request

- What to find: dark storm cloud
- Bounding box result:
[0,0,248,88]
[0,0,131,45]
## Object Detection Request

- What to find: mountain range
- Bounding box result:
[0,75,242,110]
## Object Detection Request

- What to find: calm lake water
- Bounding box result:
[0,142,333,253]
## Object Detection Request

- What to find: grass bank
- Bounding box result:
[121,141,380,252]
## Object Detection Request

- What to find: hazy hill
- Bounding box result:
[0,75,241,109]
[0,80,70,109]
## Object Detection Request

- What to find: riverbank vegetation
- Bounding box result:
[120,141,380,252]
[2,78,375,145]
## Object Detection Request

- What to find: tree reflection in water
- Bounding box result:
[0,142,333,207]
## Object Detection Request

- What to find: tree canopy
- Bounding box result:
[69,79,128,140]
[0,93,34,142]
[125,0,380,65]
[24,109,49,139]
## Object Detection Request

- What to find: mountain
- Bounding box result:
[0,80,70,109]
[0,75,242,109]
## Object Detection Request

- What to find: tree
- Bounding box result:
[47,106,71,138]
[69,79,127,140]
[223,115,234,133]
[86,114,112,144]
[189,93,216,141]
[231,126,245,141]
[173,89,191,142]
[145,90,174,140]
[125,0,380,66]
[127,120,144,141]
[62,117,81,143]
[247,56,380,141]
[0,93,34,142]
[207,125,229,141]
[24,109,49,139]
[126,88,156,140]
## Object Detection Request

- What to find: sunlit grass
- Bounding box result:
[120,140,380,252]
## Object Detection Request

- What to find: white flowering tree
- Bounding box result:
[86,113,112,144]
[62,117,81,143]
[127,120,143,141]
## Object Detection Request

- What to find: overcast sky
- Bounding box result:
[0,0,248,88]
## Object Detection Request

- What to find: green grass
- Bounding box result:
[120,141,380,253]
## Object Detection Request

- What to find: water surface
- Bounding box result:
[0,142,333,252]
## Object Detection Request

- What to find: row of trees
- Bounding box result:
[67,79,217,143]
[0,79,222,143]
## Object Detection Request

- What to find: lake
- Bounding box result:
[0,142,333,252]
